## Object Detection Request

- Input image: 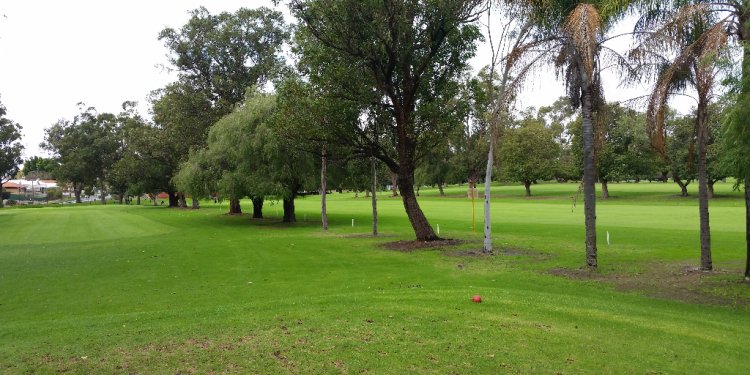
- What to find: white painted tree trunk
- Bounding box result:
[371,156,378,236]
[321,148,328,231]
[483,142,493,253]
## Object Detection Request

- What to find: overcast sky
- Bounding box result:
[0,1,683,159]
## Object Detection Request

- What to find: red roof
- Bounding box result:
[157,192,170,199]
[2,182,22,188]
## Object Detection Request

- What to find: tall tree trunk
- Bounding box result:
[252,196,264,219]
[119,194,124,205]
[74,183,82,203]
[229,198,241,215]
[371,156,378,237]
[321,148,328,231]
[483,142,493,254]
[136,195,141,205]
[438,183,445,196]
[178,193,187,208]
[168,192,179,207]
[390,171,399,197]
[674,174,689,197]
[365,190,370,198]
[0,187,4,208]
[707,179,715,199]
[523,180,532,197]
[191,197,200,209]
[397,166,439,241]
[697,99,712,271]
[283,196,296,223]
[601,179,609,199]
[581,85,598,268]
[745,178,750,281]
[100,181,106,205]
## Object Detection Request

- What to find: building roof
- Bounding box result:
[2,181,22,188]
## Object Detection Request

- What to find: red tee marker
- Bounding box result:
[471,295,482,303]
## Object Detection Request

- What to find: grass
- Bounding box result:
[0,181,748,374]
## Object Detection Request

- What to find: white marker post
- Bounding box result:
[606,230,610,245]
[437,224,440,235]
[352,219,354,227]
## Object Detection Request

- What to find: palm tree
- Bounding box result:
[505,0,633,268]
[636,0,750,279]
[632,6,731,271]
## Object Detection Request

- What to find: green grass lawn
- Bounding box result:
[1,181,748,374]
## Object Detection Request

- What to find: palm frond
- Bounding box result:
[564,3,603,82]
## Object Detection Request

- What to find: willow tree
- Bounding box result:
[632,8,730,271]
[290,0,486,241]
[506,0,634,268]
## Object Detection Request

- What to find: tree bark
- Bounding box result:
[191,197,200,209]
[601,179,609,199]
[581,84,598,269]
[483,142,493,254]
[371,156,378,237]
[168,192,179,207]
[100,180,106,205]
[523,180,532,197]
[252,196,264,219]
[438,183,445,196]
[697,99,712,271]
[229,198,242,215]
[136,195,141,205]
[745,178,750,281]
[707,179,715,199]
[398,166,439,241]
[178,192,187,208]
[674,175,689,197]
[283,196,296,223]
[321,148,328,230]
[390,171,399,197]
[74,183,82,203]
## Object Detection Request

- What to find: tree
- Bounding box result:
[291,0,486,241]
[0,99,23,208]
[507,0,634,268]
[155,6,288,207]
[41,106,119,204]
[499,110,561,196]
[22,156,58,180]
[638,0,750,281]
[633,11,730,271]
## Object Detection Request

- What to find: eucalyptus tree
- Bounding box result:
[505,0,634,268]
[290,0,486,241]
[632,11,730,271]
[0,99,23,208]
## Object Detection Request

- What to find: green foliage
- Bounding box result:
[0,97,24,184]
[159,6,288,113]
[499,111,561,191]
[22,156,59,179]
[41,106,120,200]
[597,104,661,183]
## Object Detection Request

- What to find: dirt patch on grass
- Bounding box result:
[549,262,750,307]
[443,247,553,261]
[381,239,463,252]
[343,233,398,239]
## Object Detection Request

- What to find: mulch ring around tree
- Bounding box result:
[549,262,750,308]
[380,239,463,252]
